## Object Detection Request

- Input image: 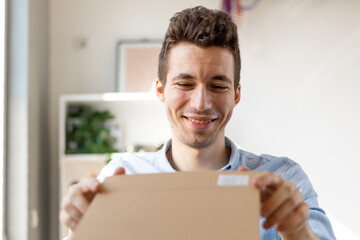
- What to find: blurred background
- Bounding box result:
[1,0,360,239]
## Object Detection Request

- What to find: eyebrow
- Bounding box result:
[212,75,232,84]
[172,73,232,84]
[172,73,194,81]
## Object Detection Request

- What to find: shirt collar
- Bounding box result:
[159,137,240,172]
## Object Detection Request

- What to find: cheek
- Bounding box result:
[165,89,188,113]
[217,98,235,127]
[216,96,236,114]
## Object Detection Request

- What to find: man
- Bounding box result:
[60,6,335,240]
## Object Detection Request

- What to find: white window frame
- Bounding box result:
[0,0,6,239]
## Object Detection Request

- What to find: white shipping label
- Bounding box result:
[217,174,249,186]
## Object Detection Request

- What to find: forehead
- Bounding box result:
[167,42,234,77]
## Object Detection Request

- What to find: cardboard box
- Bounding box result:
[71,171,260,240]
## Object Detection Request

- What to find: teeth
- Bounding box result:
[188,118,212,124]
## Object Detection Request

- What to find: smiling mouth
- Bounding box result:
[188,118,212,124]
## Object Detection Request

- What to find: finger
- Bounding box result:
[79,176,102,193]
[62,187,90,216]
[64,201,84,222]
[68,220,78,231]
[276,202,309,233]
[261,181,297,219]
[70,191,91,215]
[262,190,304,229]
[237,166,249,171]
[60,210,79,231]
[252,171,283,190]
[113,167,126,175]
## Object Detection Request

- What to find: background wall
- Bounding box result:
[50,0,360,239]
[226,1,360,238]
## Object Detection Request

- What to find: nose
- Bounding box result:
[190,85,212,111]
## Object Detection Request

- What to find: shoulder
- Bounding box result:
[96,139,174,182]
[238,149,304,181]
[96,151,161,182]
[232,146,295,179]
[234,146,318,204]
[226,138,296,176]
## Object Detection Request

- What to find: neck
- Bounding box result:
[168,135,230,171]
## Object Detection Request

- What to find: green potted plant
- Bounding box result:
[66,105,118,162]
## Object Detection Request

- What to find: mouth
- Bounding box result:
[188,118,213,124]
[183,116,217,129]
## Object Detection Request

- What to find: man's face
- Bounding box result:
[156,42,240,148]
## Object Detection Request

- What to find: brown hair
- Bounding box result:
[158,6,241,89]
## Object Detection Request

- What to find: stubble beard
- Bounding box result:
[179,128,219,149]
[176,110,233,149]
[169,106,232,149]
[175,109,221,149]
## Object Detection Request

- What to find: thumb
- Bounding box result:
[113,167,126,176]
[238,166,250,171]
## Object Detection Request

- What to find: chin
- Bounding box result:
[181,134,218,149]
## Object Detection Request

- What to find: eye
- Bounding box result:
[212,85,228,91]
[177,83,191,87]
[176,82,193,88]
[213,85,227,89]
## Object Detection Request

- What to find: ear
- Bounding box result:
[234,84,241,105]
[155,79,165,102]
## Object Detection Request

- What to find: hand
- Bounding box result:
[252,171,319,240]
[59,167,126,231]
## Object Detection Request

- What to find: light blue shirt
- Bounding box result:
[98,138,336,240]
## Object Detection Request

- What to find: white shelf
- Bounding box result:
[63,151,154,162]
[62,154,110,162]
[60,91,158,103]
